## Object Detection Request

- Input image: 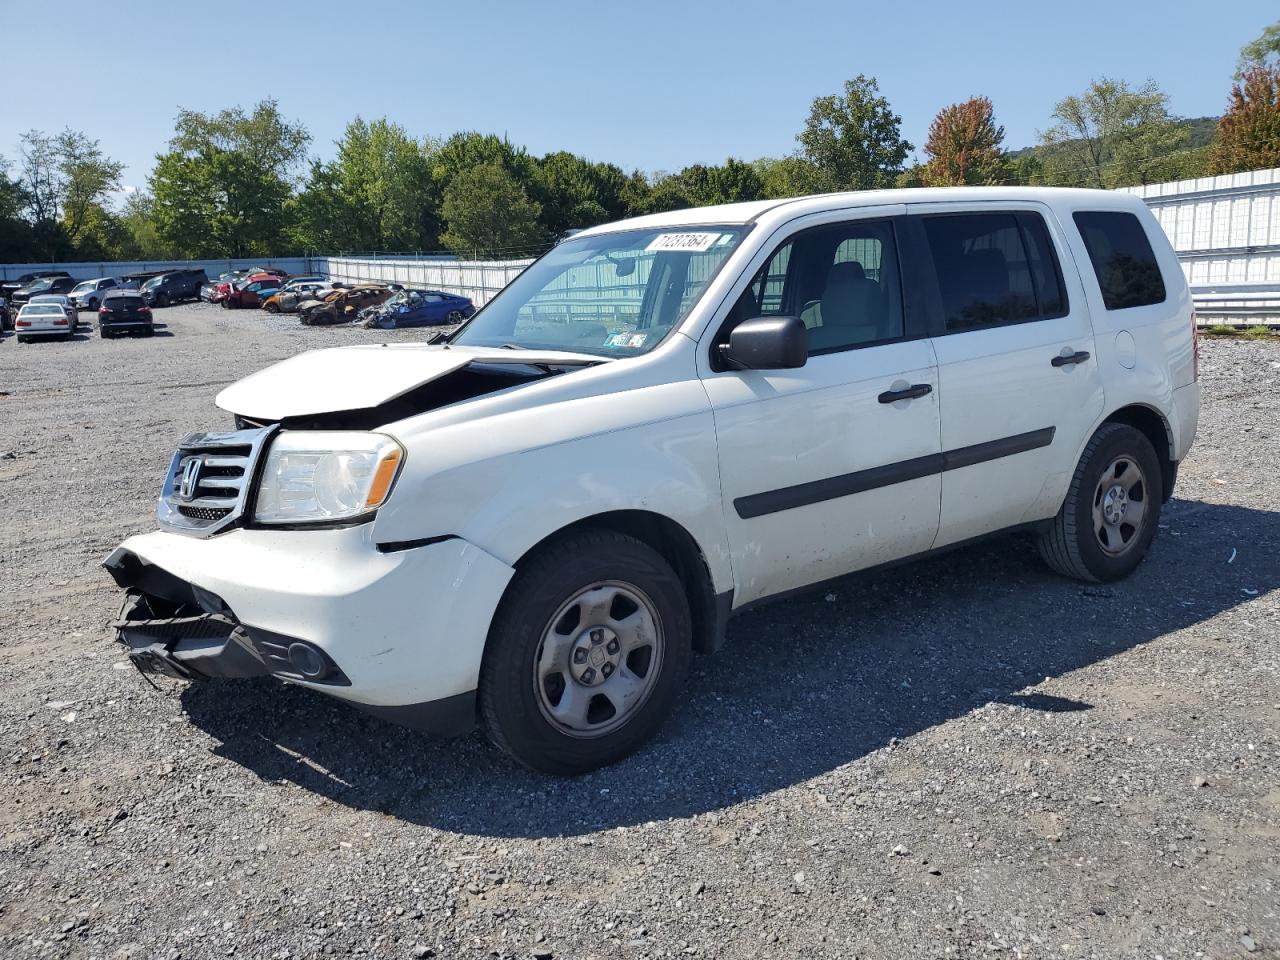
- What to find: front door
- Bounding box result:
[699,208,943,605]
[908,202,1105,547]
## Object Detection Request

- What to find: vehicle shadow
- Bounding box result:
[179,498,1279,837]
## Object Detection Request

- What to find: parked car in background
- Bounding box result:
[97,290,154,338]
[206,272,274,304]
[262,282,330,314]
[14,301,75,342]
[222,276,283,309]
[29,293,78,329]
[1,270,71,300]
[11,275,77,307]
[298,284,392,325]
[69,277,120,311]
[141,269,208,307]
[0,296,10,332]
[361,289,475,329]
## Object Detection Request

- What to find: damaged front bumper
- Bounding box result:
[104,525,516,736]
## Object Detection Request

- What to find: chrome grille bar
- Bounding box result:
[157,425,277,537]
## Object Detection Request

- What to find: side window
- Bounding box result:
[1072,211,1166,310]
[922,212,1068,332]
[735,218,905,354]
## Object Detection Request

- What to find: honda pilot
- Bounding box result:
[106,187,1199,775]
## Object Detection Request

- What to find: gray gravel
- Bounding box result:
[0,305,1277,959]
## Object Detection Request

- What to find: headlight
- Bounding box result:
[254,431,404,525]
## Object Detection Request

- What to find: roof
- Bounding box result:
[574,186,1147,238]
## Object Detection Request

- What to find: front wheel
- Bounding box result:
[479,530,692,775]
[264,302,279,314]
[446,309,464,323]
[1037,423,1162,583]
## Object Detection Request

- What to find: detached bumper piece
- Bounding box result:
[105,548,349,686]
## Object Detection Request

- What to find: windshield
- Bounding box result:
[143,276,163,289]
[26,279,54,293]
[450,226,747,357]
[71,281,95,294]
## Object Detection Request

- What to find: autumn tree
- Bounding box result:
[922,96,1007,186]
[1212,66,1280,174]
[797,75,912,190]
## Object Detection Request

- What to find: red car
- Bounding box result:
[220,274,284,309]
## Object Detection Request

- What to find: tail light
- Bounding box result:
[99,306,109,315]
[53,317,68,326]
[1191,309,1199,381]
[15,320,29,328]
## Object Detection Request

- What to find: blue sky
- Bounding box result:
[2,0,1273,199]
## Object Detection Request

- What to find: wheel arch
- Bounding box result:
[509,509,729,656]
[1100,404,1176,501]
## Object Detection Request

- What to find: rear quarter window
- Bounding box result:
[1072,211,1166,310]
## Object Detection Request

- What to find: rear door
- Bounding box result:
[907,201,1104,547]
[699,205,944,605]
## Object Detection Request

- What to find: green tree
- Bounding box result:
[55,129,125,246]
[440,162,544,257]
[797,75,912,190]
[150,100,309,257]
[1212,66,1280,174]
[534,152,632,237]
[1237,20,1280,78]
[295,117,434,253]
[646,158,766,212]
[752,155,826,199]
[0,156,34,261]
[1040,78,1188,188]
[922,96,1007,186]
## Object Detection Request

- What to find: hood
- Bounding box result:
[215,344,605,421]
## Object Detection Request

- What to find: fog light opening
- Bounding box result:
[287,642,327,679]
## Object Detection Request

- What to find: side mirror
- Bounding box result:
[719,316,808,370]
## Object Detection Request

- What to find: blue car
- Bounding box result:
[361,289,475,329]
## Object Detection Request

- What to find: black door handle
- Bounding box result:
[1051,350,1090,367]
[878,383,933,403]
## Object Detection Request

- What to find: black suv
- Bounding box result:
[140,269,208,307]
[1,270,71,300]
[10,274,77,307]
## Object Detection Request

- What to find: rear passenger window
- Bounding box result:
[1072,211,1166,310]
[922,212,1068,332]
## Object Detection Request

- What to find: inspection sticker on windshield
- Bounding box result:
[645,232,723,253]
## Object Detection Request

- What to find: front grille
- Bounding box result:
[157,426,276,537]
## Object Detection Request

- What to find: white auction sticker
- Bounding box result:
[645,232,722,253]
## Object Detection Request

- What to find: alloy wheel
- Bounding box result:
[1091,455,1148,556]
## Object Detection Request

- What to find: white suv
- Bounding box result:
[107,187,1199,774]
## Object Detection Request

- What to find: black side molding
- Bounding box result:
[734,427,1056,520]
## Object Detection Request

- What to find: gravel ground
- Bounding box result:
[0,305,1277,960]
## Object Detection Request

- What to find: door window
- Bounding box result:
[922,212,1068,332]
[732,218,905,354]
[1072,211,1166,310]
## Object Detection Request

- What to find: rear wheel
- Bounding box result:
[155,292,169,308]
[446,309,464,323]
[1037,423,1162,583]
[264,301,279,314]
[479,530,692,775]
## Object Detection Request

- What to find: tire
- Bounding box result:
[87,297,98,311]
[479,530,692,775]
[446,309,464,323]
[17,336,28,344]
[264,302,279,314]
[100,327,113,339]
[1037,423,1162,583]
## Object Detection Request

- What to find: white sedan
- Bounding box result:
[15,301,76,342]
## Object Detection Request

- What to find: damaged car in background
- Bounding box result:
[360,288,475,329]
[297,283,392,325]
[105,188,1200,776]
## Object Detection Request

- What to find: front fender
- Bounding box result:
[372,385,734,596]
